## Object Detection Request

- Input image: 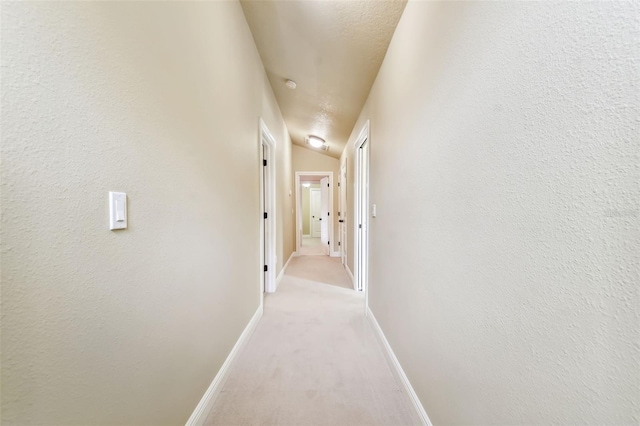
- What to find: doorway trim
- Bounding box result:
[353,120,370,297]
[295,171,334,256]
[259,118,277,294]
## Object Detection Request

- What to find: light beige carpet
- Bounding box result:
[204,256,421,426]
[298,237,328,256]
[285,256,353,290]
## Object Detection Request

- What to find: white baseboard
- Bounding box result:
[276,251,295,289]
[345,264,354,284]
[330,251,341,258]
[185,305,263,426]
[366,307,432,426]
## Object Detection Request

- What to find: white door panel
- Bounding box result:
[320,177,329,255]
[340,162,347,265]
[310,189,321,238]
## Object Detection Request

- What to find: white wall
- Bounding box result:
[343,1,639,424]
[1,2,292,424]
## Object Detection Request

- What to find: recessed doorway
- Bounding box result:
[295,172,333,256]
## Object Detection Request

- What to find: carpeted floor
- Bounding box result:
[298,236,328,256]
[204,256,421,425]
[285,256,353,290]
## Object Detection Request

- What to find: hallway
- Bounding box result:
[204,256,420,425]
[2,1,638,424]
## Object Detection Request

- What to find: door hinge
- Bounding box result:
[338,212,341,216]
[264,212,267,219]
[338,182,340,187]
[263,159,267,166]
[264,265,268,272]
[338,241,341,246]
[328,212,330,216]
[359,224,362,229]
[327,183,330,187]
[328,240,330,245]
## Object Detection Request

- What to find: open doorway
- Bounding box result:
[295,172,333,256]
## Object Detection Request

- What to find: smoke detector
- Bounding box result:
[285,79,297,89]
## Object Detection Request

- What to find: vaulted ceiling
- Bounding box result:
[240,0,407,159]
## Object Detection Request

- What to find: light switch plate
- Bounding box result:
[109,192,127,230]
[372,204,377,218]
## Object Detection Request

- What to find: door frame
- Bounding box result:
[295,171,334,256]
[259,118,277,294]
[353,121,370,296]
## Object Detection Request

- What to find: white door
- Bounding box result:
[355,138,368,292]
[320,177,329,255]
[339,162,347,266]
[260,120,276,293]
[263,144,268,292]
[310,188,321,238]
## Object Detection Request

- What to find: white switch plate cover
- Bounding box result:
[372,204,377,218]
[109,192,127,230]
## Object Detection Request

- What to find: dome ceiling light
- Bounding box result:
[306,135,325,148]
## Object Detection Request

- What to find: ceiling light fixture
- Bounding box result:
[307,135,325,148]
[285,79,297,89]
[302,183,311,188]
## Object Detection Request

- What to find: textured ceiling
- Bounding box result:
[241,0,407,158]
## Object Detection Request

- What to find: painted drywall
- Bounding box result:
[302,184,321,235]
[343,1,639,424]
[292,145,340,253]
[1,2,292,424]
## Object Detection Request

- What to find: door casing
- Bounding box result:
[259,119,277,294]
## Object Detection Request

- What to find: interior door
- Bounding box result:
[320,177,329,254]
[310,188,321,238]
[263,145,267,292]
[356,139,368,291]
[340,162,347,265]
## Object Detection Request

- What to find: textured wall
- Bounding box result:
[343,1,639,424]
[292,145,340,253]
[1,2,291,424]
